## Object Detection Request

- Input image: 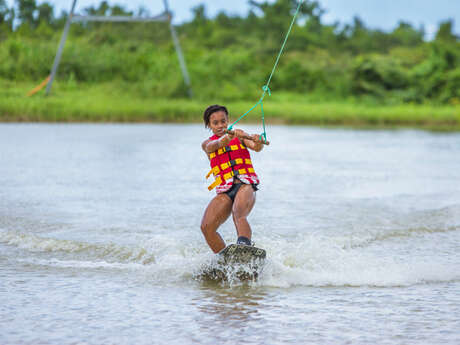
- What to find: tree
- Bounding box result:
[84,1,110,16]
[37,2,53,25]
[0,0,8,23]
[111,5,132,16]
[187,4,213,43]
[249,0,323,39]
[435,20,458,42]
[0,0,14,35]
[391,21,424,47]
[15,0,37,27]
[191,4,207,26]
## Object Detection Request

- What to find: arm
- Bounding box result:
[228,129,265,152]
[243,134,264,152]
[202,132,236,155]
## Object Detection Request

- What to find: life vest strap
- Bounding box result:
[206,165,220,179]
[209,143,246,159]
[223,169,247,181]
[206,159,253,179]
[220,158,243,171]
[217,145,240,156]
[207,176,222,191]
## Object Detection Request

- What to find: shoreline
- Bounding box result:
[1,117,458,132]
[1,82,459,131]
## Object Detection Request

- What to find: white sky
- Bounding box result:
[6,0,460,38]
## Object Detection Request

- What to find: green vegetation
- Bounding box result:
[2,81,458,129]
[1,0,460,128]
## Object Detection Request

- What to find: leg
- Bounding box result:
[200,194,233,253]
[232,185,256,241]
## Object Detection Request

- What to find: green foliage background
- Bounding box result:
[1,0,460,126]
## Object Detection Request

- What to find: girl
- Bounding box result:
[201,104,264,253]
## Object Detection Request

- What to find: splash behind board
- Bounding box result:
[197,244,266,282]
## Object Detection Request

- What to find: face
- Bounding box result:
[208,111,228,137]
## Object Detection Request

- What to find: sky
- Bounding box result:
[6,0,460,38]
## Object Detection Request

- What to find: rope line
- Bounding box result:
[228,0,305,142]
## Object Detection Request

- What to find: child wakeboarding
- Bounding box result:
[201,104,264,253]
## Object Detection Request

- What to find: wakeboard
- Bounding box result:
[197,244,267,282]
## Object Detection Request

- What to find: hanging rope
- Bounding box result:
[228,0,305,143]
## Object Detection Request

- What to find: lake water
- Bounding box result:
[0,123,459,344]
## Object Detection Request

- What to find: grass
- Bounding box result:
[1,80,459,130]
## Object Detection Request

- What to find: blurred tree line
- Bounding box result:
[1,0,459,103]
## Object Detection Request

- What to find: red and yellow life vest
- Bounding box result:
[206,135,259,192]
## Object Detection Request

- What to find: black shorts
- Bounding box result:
[224,182,258,203]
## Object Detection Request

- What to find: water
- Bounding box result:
[1,123,459,344]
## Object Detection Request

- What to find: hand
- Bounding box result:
[250,134,261,143]
[233,129,247,140]
[227,130,235,140]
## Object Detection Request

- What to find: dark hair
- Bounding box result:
[203,104,228,128]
